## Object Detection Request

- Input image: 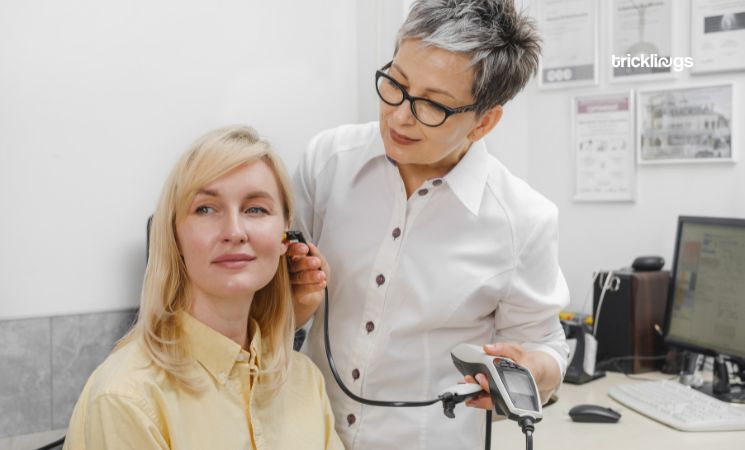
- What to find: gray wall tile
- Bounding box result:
[0,318,52,438]
[51,309,137,429]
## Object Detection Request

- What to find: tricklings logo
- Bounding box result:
[611,54,694,72]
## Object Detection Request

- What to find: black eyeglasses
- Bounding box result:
[375,61,479,127]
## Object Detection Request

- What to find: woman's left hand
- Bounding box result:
[463,342,558,408]
[287,242,329,326]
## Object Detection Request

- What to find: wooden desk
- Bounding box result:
[489,372,744,450]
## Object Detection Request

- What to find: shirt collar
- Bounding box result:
[351,125,389,184]
[444,139,491,216]
[180,311,261,382]
[351,124,491,215]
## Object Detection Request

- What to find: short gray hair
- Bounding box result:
[397,0,541,114]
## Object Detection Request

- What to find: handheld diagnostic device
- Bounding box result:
[451,343,542,423]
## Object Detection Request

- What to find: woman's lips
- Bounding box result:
[212,253,255,268]
[390,128,419,145]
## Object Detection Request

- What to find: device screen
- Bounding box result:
[502,369,539,412]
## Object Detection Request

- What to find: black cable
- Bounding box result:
[625,373,678,382]
[323,286,441,407]
[485,410,492,450]
[596,354,668,373]
[323,285,493,449]
[519,417,535,450]
[596,354,668,366]
[596,354,672,381]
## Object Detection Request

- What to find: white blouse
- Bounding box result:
[293,122,570,450]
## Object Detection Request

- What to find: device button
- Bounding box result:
[392,227,401,239]
[352,368,360,380]
[376,274,385,286]
[432,179,443,186]
[365,321,375,333]
[347,414,356,426]
[418,188,429,196]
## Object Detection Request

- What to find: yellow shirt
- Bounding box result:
[63,313,344,450]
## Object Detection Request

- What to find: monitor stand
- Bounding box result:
[692,355,745,404]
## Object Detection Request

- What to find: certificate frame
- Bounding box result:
[636,83,736,164]
[572,91,636,202]
[691,0,745,75]
[608,0,679,83]
[537,0,598,89]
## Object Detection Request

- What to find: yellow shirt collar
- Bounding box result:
[180,311,262,383]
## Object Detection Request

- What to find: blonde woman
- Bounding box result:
[63,126,343,450]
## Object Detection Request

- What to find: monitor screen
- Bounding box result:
[665,216,745,360]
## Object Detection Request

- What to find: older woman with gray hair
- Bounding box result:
[288,1,569,448]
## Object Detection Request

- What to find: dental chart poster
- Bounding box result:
[610,0,675,82]
[573,93,636,202]
[691,0,745,74]
[537,0,597,88]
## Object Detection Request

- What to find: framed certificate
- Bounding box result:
[691,0,745,74]
[573,92,636,202]
[537,0,598,89]
[609,0,679,83]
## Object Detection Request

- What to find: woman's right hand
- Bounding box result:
[287,242,328,326]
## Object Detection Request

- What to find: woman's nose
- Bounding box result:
[221,211,247,243]
[391,99,416,125]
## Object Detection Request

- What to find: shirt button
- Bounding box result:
[352,368,360,380]
[432,179,443,186]
[392,227,401,239]
[376,274,385,286]
[347,414,356,426]
[418,188,429,196]
[236,353,245,362]
[365,321,375,333]
[217,372,228,384]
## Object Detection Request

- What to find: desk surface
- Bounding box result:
[489,371,744,450]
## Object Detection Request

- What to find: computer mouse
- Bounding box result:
[568,404,621,423]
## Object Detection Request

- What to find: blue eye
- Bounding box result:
[246,206,269,215]
[195,206,214,215]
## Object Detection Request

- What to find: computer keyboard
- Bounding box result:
[608,380,745,431]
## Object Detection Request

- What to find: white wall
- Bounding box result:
[522,2,745,313]
[0,0,359,319]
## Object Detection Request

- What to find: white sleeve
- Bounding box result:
[494,205,570,377]
[292,130,327,243]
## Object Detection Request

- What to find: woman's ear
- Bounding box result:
[468,105,503,142]
[280,230,289,255]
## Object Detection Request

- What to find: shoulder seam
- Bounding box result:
[311,124,377,180]
[89,390,163,429]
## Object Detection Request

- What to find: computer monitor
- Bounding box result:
[664,215,745,403]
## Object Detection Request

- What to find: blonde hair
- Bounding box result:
[119,125,295,394]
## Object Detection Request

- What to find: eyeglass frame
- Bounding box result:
[375,61,480,127]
